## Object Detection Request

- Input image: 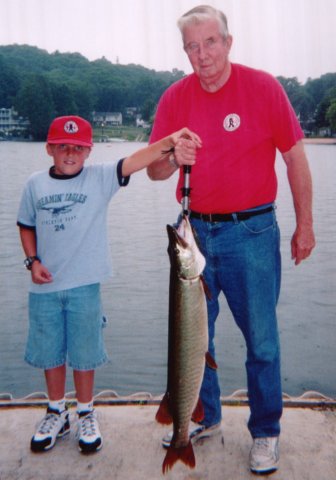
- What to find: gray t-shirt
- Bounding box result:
[17,160,129,293]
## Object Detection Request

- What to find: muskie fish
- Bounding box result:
[156,215,215,474]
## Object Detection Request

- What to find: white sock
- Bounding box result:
[77,400,94,414]
[49,398,66,413]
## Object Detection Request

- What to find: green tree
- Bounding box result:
[141,99,156,122]
[0,55,20,107]
[3,43,335,138]
[70,82,95,119]
[277,76,316,132]
[326,99,336,131]
[314,86,336,130]
[50,82,77,117]
[15,74,55,140]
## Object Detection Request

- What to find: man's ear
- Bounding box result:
[225,34,233,51]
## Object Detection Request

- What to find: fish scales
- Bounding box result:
[168,275,208,446]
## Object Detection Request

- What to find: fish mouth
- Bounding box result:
[166,223,188,250]
[167,215,192,249]
[167,217,206,279]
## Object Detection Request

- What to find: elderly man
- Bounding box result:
[148,4,315,475]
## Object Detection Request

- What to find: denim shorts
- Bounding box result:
[25,283,108,370]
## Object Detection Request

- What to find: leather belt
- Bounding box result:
[189,206,274,223]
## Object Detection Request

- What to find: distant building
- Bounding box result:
[125,107,138,118]
[136,117,150,129]
[92,112,122,126]
[0,107,30,137]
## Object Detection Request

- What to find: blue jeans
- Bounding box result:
[190,205,282,438]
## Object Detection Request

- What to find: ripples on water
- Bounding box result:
[0,141,335,398]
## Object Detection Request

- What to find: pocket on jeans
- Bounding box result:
[240,212,276,234]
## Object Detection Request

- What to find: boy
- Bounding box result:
[17,115,200,454]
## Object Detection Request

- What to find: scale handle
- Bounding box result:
[181,165,192,215]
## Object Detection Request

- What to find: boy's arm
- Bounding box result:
[19,226,38,258]
[19,226,53,284]
[121,127,201,178]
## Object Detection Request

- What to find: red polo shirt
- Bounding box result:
[150,63,303,213]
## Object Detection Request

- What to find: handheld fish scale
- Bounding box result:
[161,146,192,215]
[181,165,192,215]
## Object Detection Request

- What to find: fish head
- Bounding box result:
[167,215,206,279]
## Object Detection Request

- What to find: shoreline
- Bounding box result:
[2,137,336,145]
[303,137,336,144]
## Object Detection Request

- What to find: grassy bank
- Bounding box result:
[92,127,335,145]
[93,125,150,143]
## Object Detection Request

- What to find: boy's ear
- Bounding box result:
[46,143,54,156]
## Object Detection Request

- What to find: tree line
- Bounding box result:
[0,44,335,140]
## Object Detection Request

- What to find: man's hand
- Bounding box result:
[291,224,315,265]
[171,127,202,167]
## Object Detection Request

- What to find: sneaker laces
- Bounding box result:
[36,412,61,435]
[78,411,99,439]
[253,438,274,456]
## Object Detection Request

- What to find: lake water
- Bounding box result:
[0,141,335,399]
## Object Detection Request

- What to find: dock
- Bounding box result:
[0,391,335,480]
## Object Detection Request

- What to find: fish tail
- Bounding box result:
[162,441,196,474]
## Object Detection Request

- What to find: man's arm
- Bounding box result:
[146,153,178,181]
[282,140,316,265]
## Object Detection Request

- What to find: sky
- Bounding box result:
[0,0,335,84]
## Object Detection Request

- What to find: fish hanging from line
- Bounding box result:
[156,215,217,474]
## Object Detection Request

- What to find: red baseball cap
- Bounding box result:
[47,115,93,147]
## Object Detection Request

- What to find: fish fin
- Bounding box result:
[201,275,212,299]
[156,393,173,425]
[206,351,218,370]
[162,441,196,474]
[191,397,204,423]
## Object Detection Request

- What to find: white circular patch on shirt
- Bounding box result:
[64,120,79,134]
[223,114,241,132]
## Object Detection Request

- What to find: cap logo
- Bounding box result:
[64,120,79,134]
[223,113,240,132]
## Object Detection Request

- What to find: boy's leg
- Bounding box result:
[66,285,107,453]
[73,369,94,403]
[45,364,66,400]
[74,369,103,453]
[31,365,70,452]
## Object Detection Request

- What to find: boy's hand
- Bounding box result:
[170,127,202,148]
[170,128,202,167]
[31,262,53,284]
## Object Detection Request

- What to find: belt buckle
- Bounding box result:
[199,212,210,222]
[209,213,219,223]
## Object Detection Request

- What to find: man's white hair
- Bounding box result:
[177,5,229,39]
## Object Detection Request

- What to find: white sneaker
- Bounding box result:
[250,437,279,474]
[162,422,222,448]
[77,409,103,453]
[31,407,70,452]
